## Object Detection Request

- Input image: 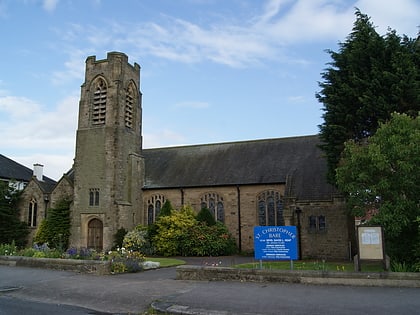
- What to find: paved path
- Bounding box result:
[1,257,419,315]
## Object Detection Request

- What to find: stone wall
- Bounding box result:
[176,265,420,287]
[143,185,352,260]
[0,255,110,275]
[18,179,49,244]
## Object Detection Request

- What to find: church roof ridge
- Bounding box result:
[144,134,319,152]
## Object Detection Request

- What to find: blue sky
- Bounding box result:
[0,0,419,180]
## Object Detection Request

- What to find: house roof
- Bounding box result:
[0,154,56,186]
[143,135,338,201]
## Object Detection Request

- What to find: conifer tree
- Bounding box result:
[316,9,419,184]
[0,181,28,247]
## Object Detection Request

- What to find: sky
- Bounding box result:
[0,0,419,180]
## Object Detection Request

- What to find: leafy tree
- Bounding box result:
[316,9,419,184]
[196,207,216,226]
[336,113,420,264]
[0,181,28,247]
[34,197,72,251]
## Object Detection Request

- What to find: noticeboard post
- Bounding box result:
[356,226,387,271]
[254,226,298,269]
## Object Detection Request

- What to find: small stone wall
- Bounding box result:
[0,256,111,275]
[176,265,420,288]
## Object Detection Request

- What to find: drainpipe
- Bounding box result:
[181,188,184,206]
[295,207,302,260]
[236,185,242,252]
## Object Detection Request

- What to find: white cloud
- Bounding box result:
[288,95,306,103]
[42,0,59,13]
[143,129,187,148]
[53,0,419,70]
[355,0,420,36]
[51,48,89,85]
[12,153,73,181]
[0,93,77,179]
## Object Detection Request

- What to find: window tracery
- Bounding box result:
[147,194,165,224]
[257,190,284,226]
[200,193,224,223]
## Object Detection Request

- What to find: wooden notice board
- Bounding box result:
[357,226,384,260]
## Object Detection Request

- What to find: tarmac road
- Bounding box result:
[0,257,419,315]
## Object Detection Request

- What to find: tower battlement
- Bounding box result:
[86,51,140,72]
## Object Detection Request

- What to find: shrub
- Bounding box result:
[34,198,71,251]
[180,222,237,256]
[112,228,128,250]
[105,247,145,273]
[123,227,147,252]
[158,200,173,218]
[64,247,100,260]
[196,207,216,226]
[153,205,197,256]
[0,241,17,256]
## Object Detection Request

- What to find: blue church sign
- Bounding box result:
[254,226,298,260]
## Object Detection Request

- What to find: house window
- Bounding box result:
[309,215,317,230]
[319,215,326,230]
[257,190,284,226]
[89,188,100,206]
[125,84,135,129]
[28,198,37,227]
[147,194,165,224]
[200,193,224,223]
[92,78,107,125]
[308,215,327,232]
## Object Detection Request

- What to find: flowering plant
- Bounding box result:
[105,247,145,274]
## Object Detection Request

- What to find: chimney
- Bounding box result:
[33,163,44,181]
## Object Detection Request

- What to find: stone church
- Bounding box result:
[19,52,354,260]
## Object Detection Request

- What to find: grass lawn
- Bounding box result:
[145,257,186,268]
[235,260,385,272]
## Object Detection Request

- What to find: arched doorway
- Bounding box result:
[87,218,103,250]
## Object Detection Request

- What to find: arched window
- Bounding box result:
[89,188,100,206]
[257,190,284,226]
[125,83,135,129]
[200,193,224,223]
[92,77,107,125]
[147,194,165,224]
[28,198,37,227]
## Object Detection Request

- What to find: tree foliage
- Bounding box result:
[179,222,237,256]
[336,113,420,264]
[152,205,197,256]
[0,181,28,247]
[34,197,72,251]
[159,200,173,218]
[196,207,216,226]
[316,9,419,184]
[151,204,237,257]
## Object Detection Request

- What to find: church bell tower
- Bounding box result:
[71,52,144,251]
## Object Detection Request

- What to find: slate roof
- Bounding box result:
[143,135,338,201]
[0,154,56,187]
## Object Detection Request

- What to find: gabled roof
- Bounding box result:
[143,135,338,201]
[0,154,56,185]
[34,178,57,194]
